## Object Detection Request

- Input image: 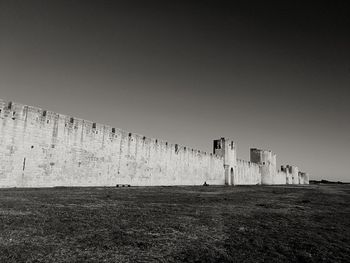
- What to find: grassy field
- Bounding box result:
[0,184,349,262]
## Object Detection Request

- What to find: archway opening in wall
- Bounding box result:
[230,167,234,185]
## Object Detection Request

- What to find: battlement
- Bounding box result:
[0,99,219,159]
[236,158,260,168]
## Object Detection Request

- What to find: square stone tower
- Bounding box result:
[213,138,236,185]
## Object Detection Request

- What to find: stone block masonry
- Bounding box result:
[0,99,309,187]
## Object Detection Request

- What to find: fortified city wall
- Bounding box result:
[0,99,309,187]
[235,159,261,185]
[0,99,224,187]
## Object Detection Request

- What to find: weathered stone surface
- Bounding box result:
[235,159,261,185]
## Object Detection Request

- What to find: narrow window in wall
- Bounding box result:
[42,110,47,117]
[70,117,74,124]
[175,144,179,154]
[112,128,116,133]
[213,140,222,153]
[22,158,26,171]
[92,123,96,129]
[8,102,12,109]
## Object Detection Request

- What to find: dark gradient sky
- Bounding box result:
[1,1,349,181]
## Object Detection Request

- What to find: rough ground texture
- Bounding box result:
[0,184,349,262]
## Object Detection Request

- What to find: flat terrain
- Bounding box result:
[0,184,349,263]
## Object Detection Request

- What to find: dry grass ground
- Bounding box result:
[0,184,349,262]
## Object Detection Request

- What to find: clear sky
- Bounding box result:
[0,1,349,181]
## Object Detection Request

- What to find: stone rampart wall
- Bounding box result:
[0,100,224,187]
[235,159,261,185]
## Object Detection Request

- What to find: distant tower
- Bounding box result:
[290,166,299,184]
[213,138,236,185]
[298,171,304,184]
[303,172,310,184]
[298,171,309,185]
[250,148,277,185]
[281,165,292,184]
